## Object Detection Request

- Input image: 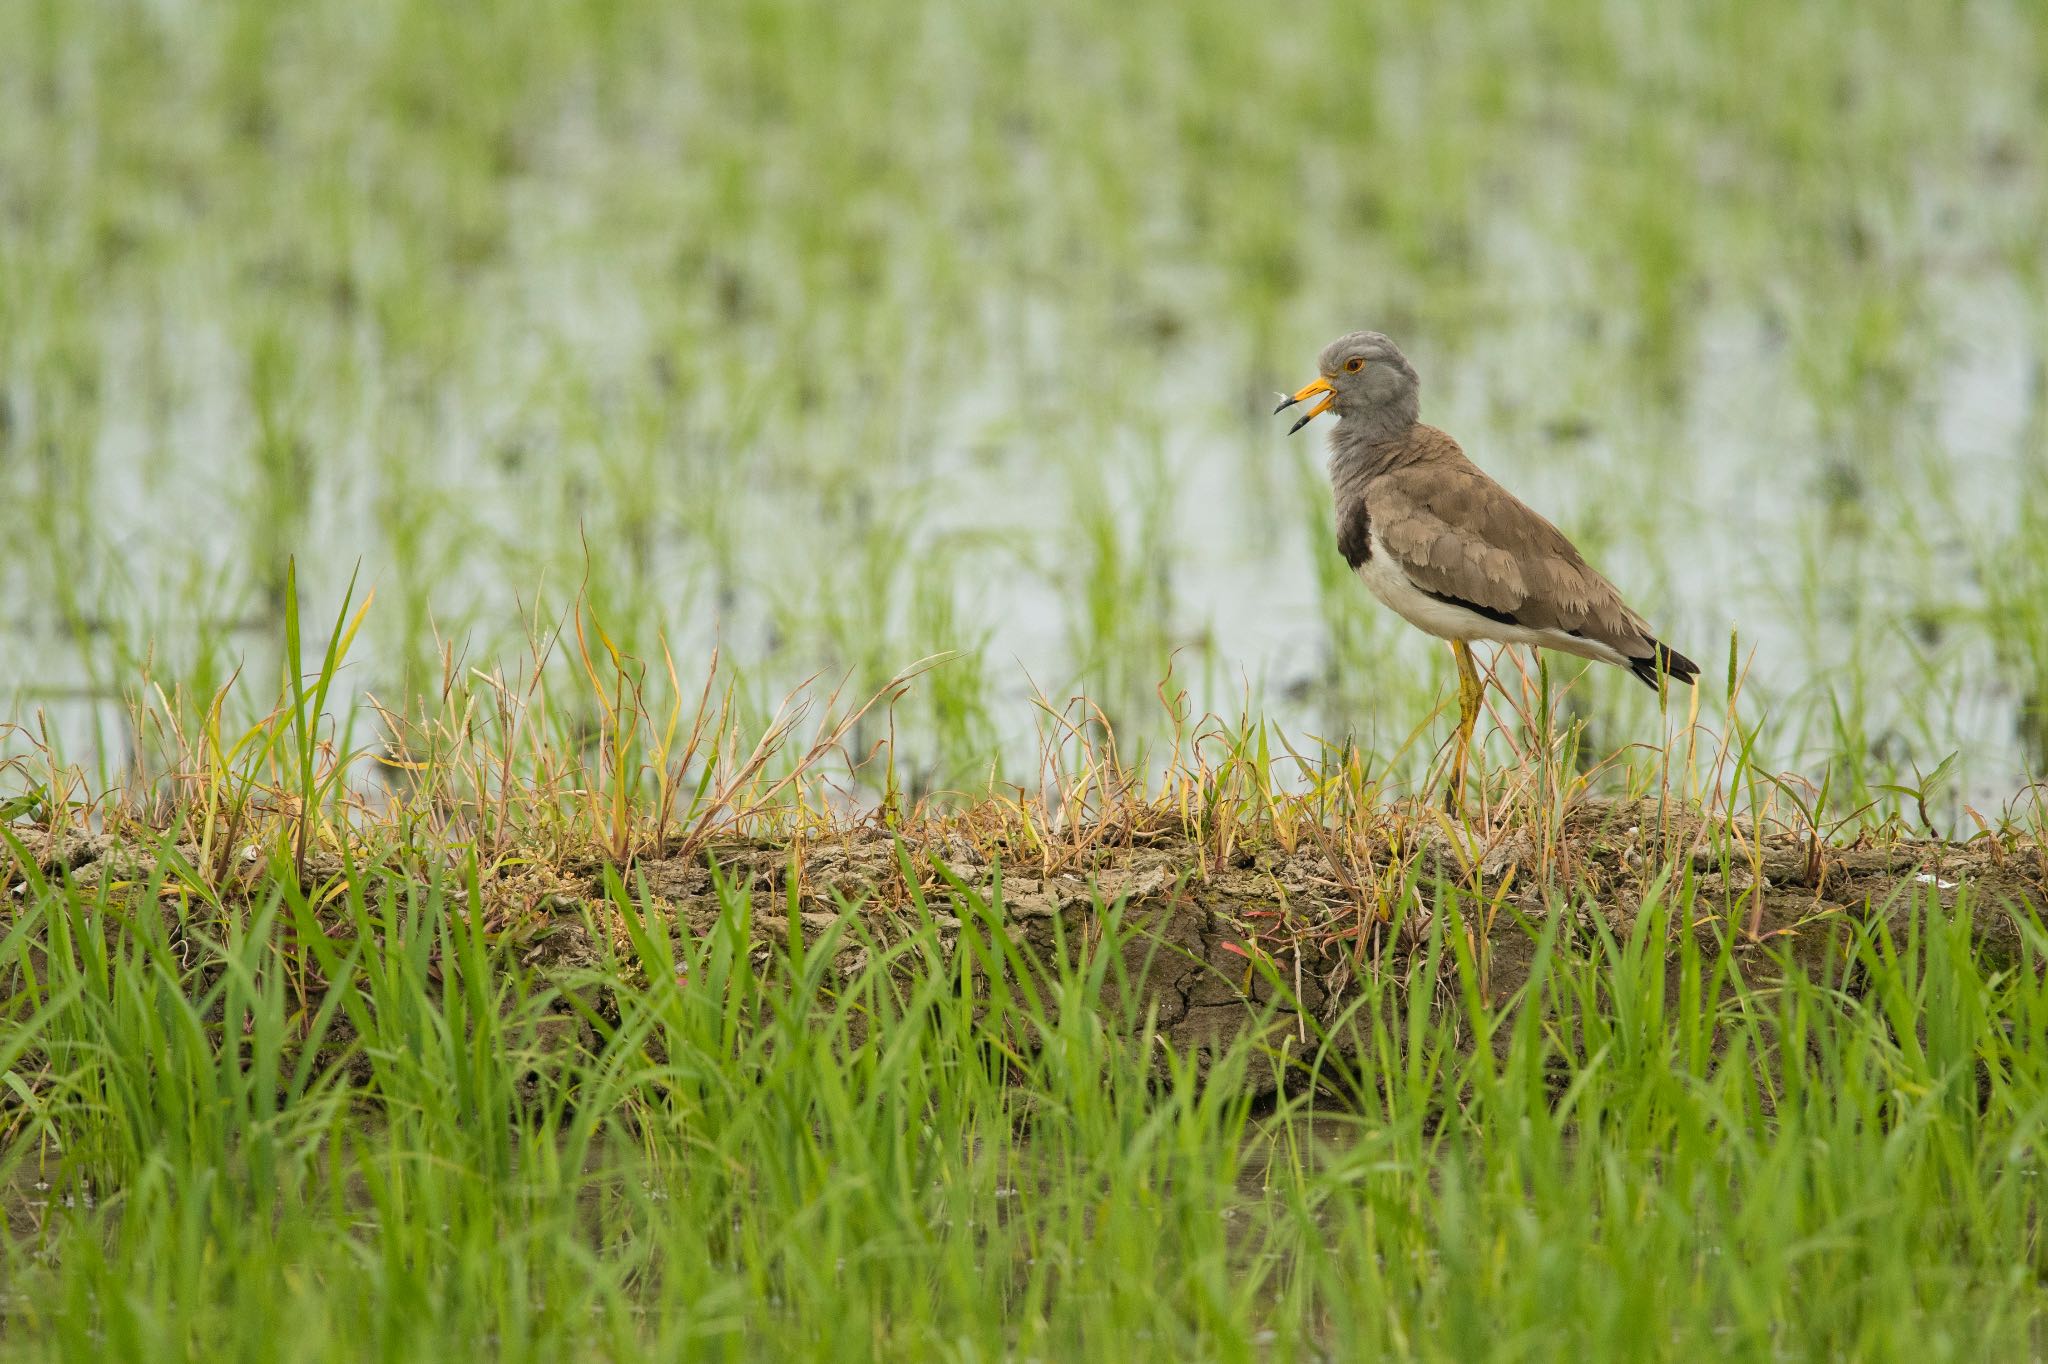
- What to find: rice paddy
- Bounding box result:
[3,0,2047,1357]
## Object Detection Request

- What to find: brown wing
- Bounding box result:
[1365,430,1656,659]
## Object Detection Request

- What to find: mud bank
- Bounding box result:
[7,800,2044,1091]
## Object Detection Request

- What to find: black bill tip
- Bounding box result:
[1273,393,1300,414]
[1287,411,1316,435]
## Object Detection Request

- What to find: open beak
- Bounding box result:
[1274,377,1334,435]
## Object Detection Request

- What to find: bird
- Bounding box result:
[1276,330,1698,797]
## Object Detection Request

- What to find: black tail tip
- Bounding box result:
[1628,640,1700,691]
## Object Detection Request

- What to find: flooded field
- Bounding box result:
[3,0,2045,815]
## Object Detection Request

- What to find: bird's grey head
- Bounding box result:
[1275,331,1420,437]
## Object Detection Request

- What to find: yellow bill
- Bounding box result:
[1274,377,1334,434]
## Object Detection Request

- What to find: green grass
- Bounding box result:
[0,585,2039,1359]
[2,835,2043,1360]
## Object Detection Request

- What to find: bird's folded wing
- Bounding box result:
[1370,461,1653,650]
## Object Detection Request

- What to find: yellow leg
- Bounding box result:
[1447,640,1484,810]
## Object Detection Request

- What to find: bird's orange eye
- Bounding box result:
[1344,357,1366,373]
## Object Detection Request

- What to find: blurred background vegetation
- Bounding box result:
[2,0,2044,814]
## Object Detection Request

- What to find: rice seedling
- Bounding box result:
[5,0,2044,807]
